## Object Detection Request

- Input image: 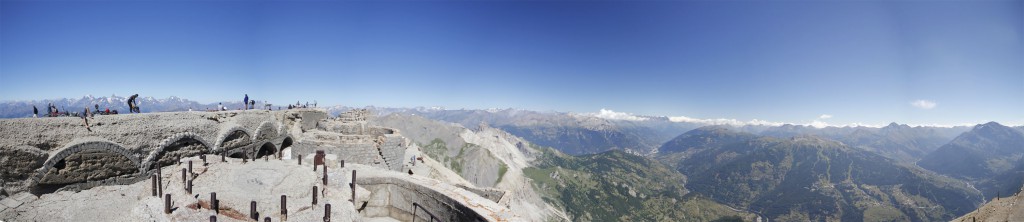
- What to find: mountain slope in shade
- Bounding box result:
[659,125,759,154]
[660,127,983,221]
[656,125,759,169]
[919,122,1024,181]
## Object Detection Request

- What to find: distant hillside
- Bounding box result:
[919,122,1024,181]
[918,122,1024,200]
[758,123,966,163]
[379,108,703,155]
[656,126,759,169]
[838,123,963,163]
[660,127,983,221]
[525,147,756,221]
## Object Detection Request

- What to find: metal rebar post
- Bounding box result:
[351,170,356,204]
[151,174,157,196]
[181,168,187,188]
[324,204,331,222]
[250,201,258,221]
[164,194,171,214]
[211,192,218,213]
[312,186,318,206]
[281,195,288,221]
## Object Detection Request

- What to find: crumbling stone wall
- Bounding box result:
[220,130,252,150]
[0,109,317,195]
[34,140,141,187]
[379,135,405,171]
[254,121,278,141]
[298,110,328,132]
[0,146,47,188]
[358,175,505,222]
[295,126,407,171]
[141,132,212,172]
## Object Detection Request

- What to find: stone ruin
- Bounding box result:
[0,108,519,221]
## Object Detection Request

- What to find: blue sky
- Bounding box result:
[1,0,1021,126]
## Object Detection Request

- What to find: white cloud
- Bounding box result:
[588,109,649,121]
[668,116,785,126]
[667,115,884,128]
[808,120,829,128]
[911,100,937,109]
[819,114,832,119]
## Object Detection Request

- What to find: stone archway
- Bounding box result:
[219,130,253,151]
[228,150,248,159]
[214,125,253,151]
[254,121,279,141]
[281,136,293,150]
[255,142,277,158]
[142,132,212,172]
[33,140,140,194]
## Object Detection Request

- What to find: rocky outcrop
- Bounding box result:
[955,185,1024,222]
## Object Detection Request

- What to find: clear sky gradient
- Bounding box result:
[1,0,1022,126]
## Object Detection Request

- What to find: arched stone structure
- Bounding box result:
[32,139,141,193]
[215,125,254,153]
[255,142,277,158]
[253,121,279,141]
[141,132,213,172]
[280,136,294,150]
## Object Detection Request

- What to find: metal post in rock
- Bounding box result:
[164,194,171,214]
[250,201,258,221]
[281,195,288,221]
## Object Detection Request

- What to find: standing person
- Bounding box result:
[32,105,38,118]
[249,100,255,110]
[244,94,249,110]
[218,102,223,111]
[82,107,92,131]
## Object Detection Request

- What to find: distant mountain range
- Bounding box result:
[917,122,1024,200]
[919,122,1024,180]
[755,123,969,163]
[659,126,983,221]
[370,108,704,155]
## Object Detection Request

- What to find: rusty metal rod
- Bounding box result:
[324,204,331,222]
[164,194,171,214]
[151,174,157,196]
[251,201,258,221]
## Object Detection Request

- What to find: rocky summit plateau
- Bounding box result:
[0,108,521,221]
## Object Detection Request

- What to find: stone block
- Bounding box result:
[0,197,22,208]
